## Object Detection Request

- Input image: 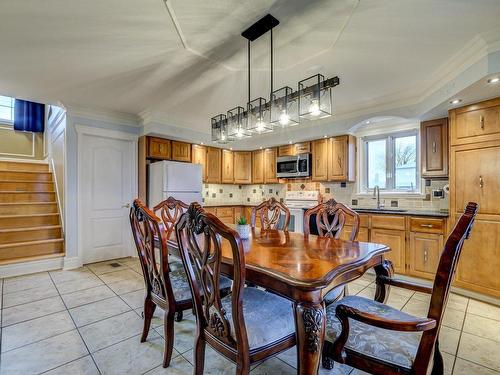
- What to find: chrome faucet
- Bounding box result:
[373,185,384,209]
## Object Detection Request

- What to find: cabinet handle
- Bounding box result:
[479,176,484,189]
[480,115,485,129]
[432,141,436,153]
[420,224,434,228]
[424,249,428,263]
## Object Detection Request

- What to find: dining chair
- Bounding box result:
[129,199,231,368]
[250,197,290,230]
[153,196,189,276]
[321,202,479,375]
[176,203,296,375]
[303,199,360,305]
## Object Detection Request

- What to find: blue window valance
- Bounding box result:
[14,99,45,133]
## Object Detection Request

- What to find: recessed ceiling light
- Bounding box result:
[200,142,204,145]
[488,77,500,84]
[323,135,328,138]
[229,147,233,150]
[288,140,293,144]
[365,120,371,124]
[259,146,263,149]
[450,99,462,105]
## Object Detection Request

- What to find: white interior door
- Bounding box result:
[80,132,136,264]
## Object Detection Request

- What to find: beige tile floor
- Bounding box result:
[1,257,499,375]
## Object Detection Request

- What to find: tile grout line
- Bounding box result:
[450,297,469,375]
[46,270,103,375]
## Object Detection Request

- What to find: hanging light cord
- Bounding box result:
[270,28,274,97]
[248,40,251,105]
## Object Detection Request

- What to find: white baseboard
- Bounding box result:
[0,256,64,278]
[63,256,83,270]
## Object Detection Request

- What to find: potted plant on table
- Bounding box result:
[236,216,250,239]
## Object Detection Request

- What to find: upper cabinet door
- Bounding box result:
[278,145,294,157]
[221,149,234,183]
[328,135,355,182]
[206,147,221,183]
[450,97,500,146]
[147,137,171,160]
[294,142,311,155]
[252,150,264,184]
[233,151,252,184]
[264,148,278,183]
[311,139,328,181]
[171,141,191,162]
[192,144,207,182]
[421,118,448,178]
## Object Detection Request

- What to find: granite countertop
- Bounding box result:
[203,203,449,217]
[351,207,449,217]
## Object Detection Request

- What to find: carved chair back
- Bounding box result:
[413,202,478,373]
[130,199,174,306]
[303,199,360,241]
[153,196,190,241]
[176,203,250,354]
[250,198,290,230]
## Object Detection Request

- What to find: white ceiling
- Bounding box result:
[1,0,500,146]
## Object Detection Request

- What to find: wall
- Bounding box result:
[202,179,449,212]
[0,123,44,160]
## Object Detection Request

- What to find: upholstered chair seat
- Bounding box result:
[221,287,295,350]
[170,267,232,302]
[325,295,422,369]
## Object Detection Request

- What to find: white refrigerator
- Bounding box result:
[148,160,203,208]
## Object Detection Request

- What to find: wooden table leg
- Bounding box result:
[374,259,394,303]
[294,301,326,375]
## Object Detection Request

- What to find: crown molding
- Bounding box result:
[64,104,141,128]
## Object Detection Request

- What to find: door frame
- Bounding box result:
[76,124,138,265]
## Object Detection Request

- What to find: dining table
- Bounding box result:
[171,226,392,375]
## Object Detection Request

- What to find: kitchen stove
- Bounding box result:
[284,191,320,233]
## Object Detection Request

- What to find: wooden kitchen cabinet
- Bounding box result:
[278,142,311,156]
[215,207,234,224]
[450,97,500,146]
[421,118,448,178]
[339,226,369,242]
[264,148,278,183]
[371,228,406,274]
[191,144,207,182]
[221,149,234,183]
[171,141,191,162]
[147,137,171,160]
[233,151,252,184]
[311,138,328,181]
[328,135,356,182]
[408,231,443,280]
[252,150,264,184]
[206,147,222,183]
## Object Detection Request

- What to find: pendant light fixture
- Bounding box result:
[210,14,340,143]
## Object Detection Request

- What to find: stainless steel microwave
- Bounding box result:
[276,154,311,178]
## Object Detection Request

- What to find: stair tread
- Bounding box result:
[0,225,61,233]
[0,191,55,193]
[0,202,57,206]
[0,213,59,218]
[0,253,64,266]
[0,170,51,174]
[0,178,54,184]
[0,238,64,249]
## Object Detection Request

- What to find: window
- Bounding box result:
[362,130,419,193]
[0,95,14,123]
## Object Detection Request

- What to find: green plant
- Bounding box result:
[236,216,247,225]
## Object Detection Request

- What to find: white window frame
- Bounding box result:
[0,96,15,126]
[356,129,424,198]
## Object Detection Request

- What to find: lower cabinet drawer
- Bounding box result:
[371,215,406,231]
[410,217,446,234]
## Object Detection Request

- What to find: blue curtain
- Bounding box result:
[14,99,45,133]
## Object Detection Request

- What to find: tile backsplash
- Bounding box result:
[202,180,449,211]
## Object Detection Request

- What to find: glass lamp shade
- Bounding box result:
[227,106,251,139]
[247,97,273,134]
[211,114,232,144]
[298,74,332,120]
[270,86,299,127]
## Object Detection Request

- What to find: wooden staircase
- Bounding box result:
[0,161,64,264]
